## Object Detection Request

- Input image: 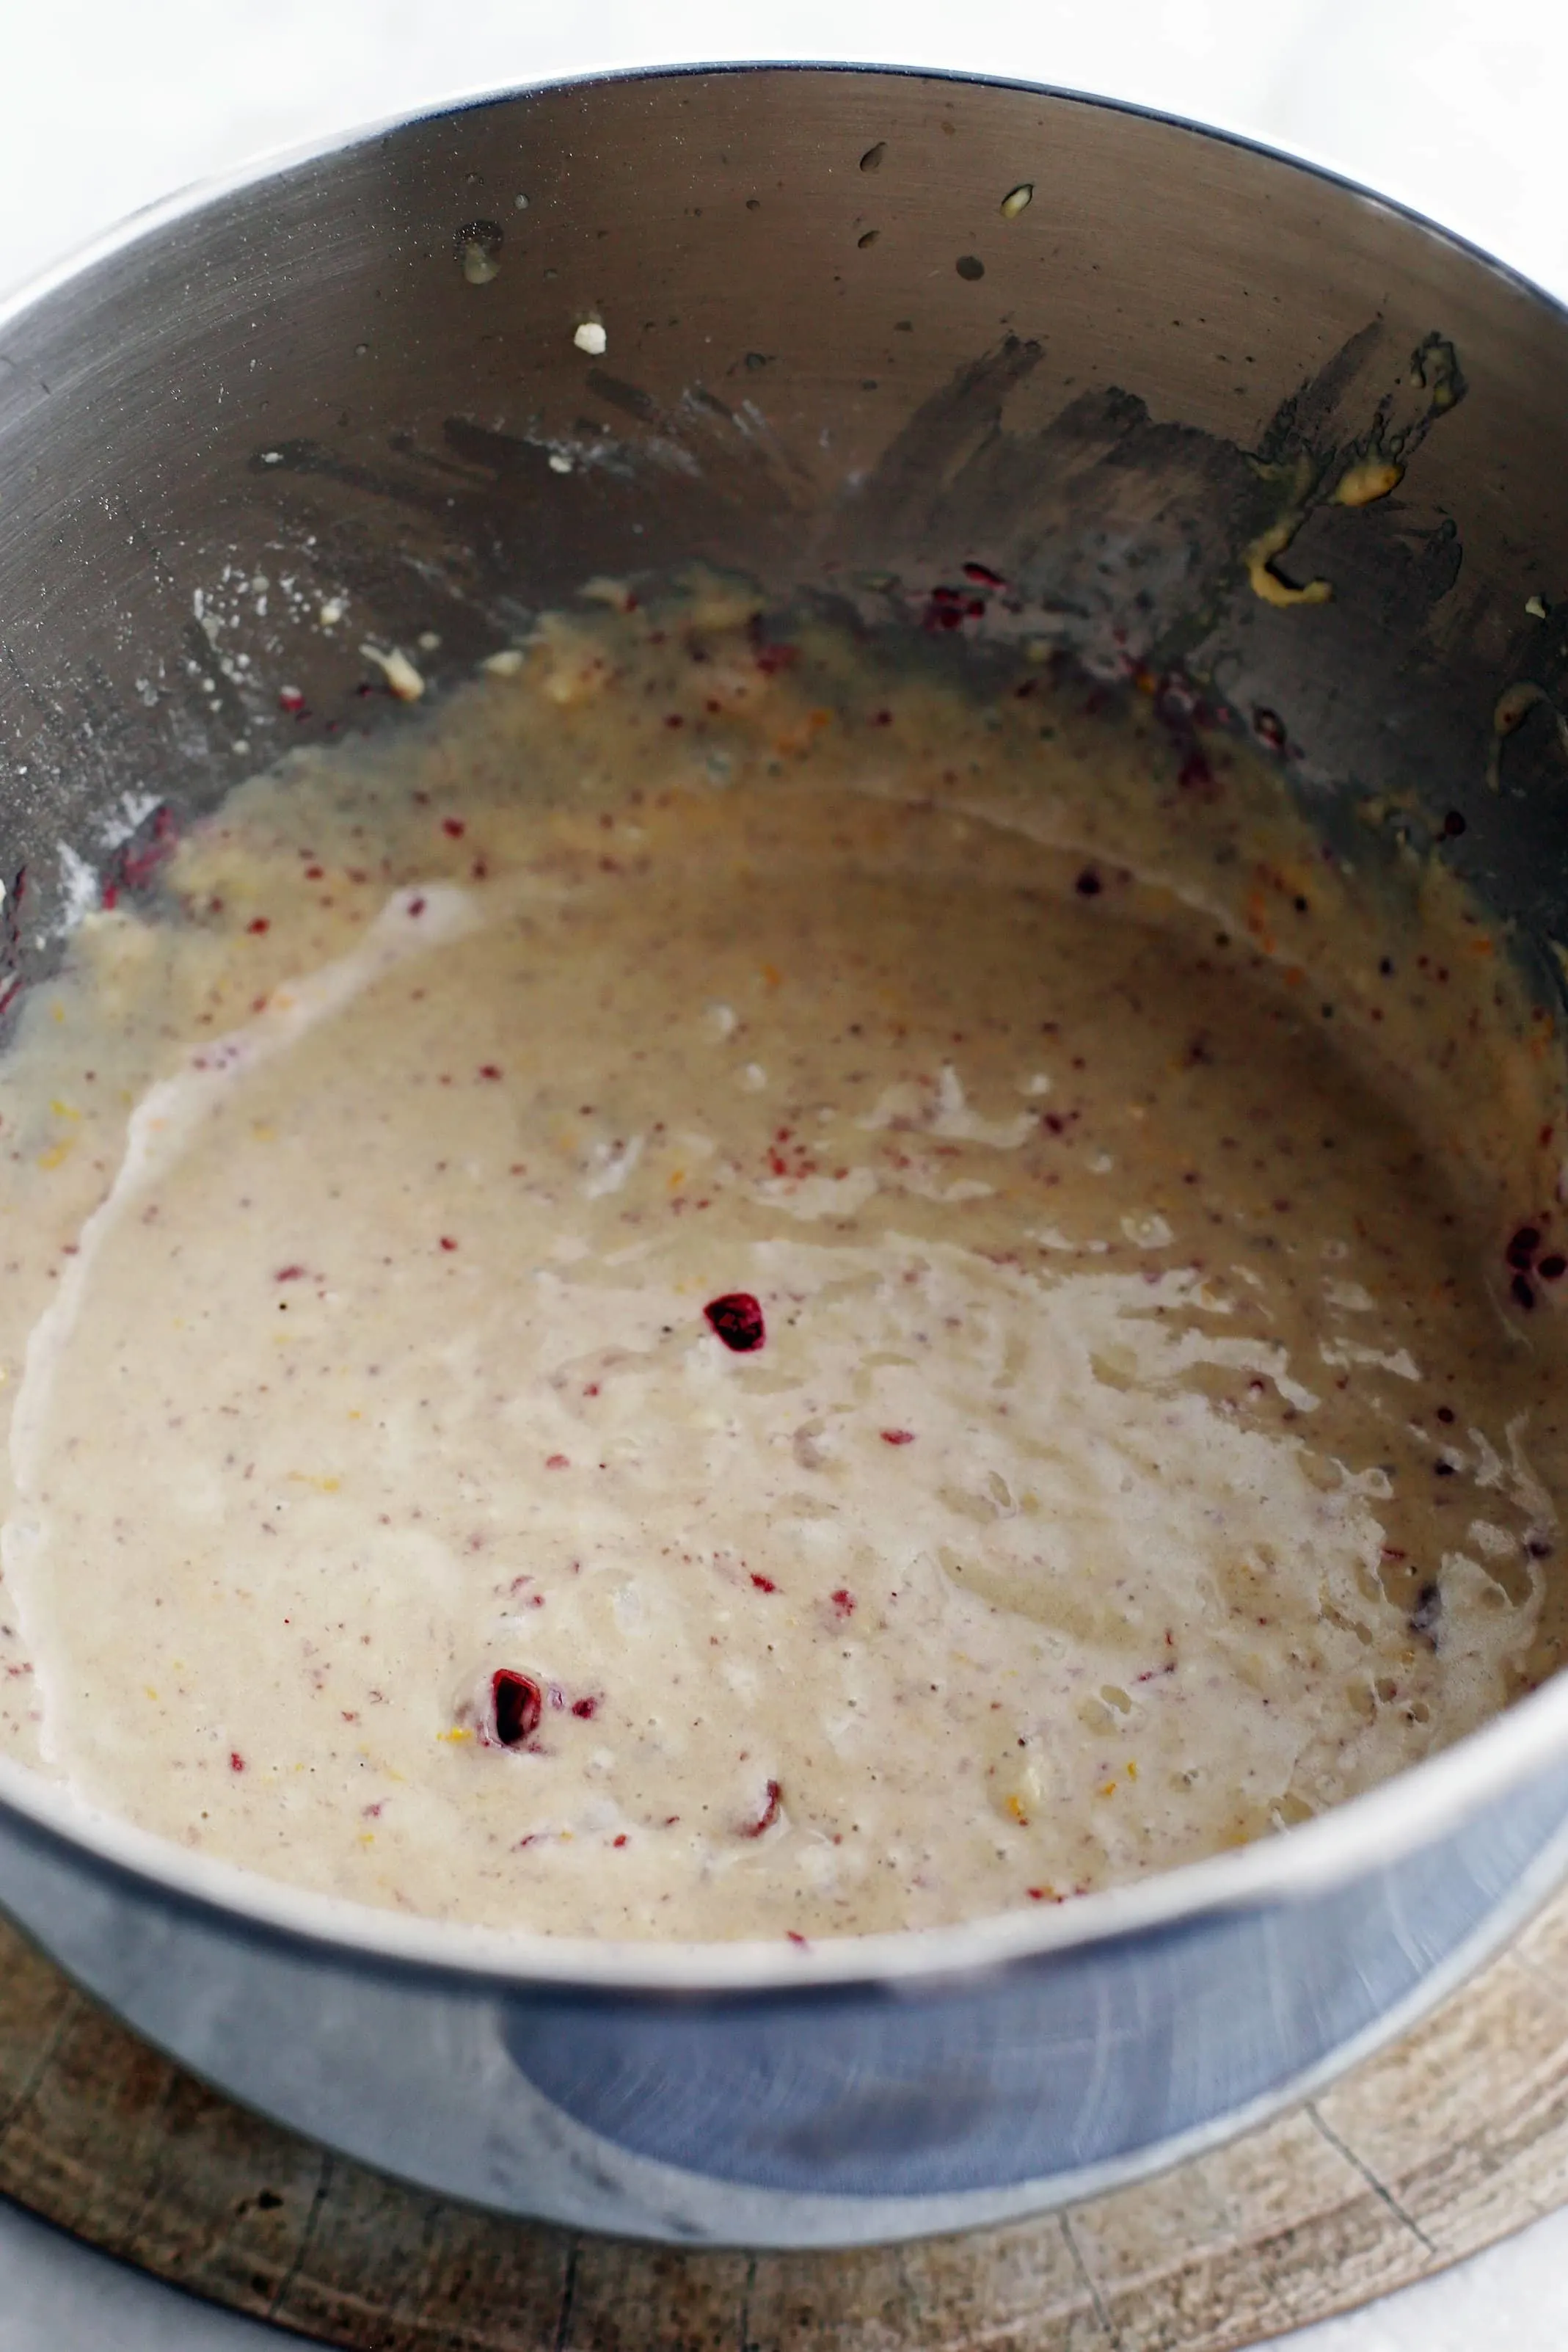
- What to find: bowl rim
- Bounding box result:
[2,57,1567,1996]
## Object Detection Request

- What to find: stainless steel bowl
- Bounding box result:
[3,64,1568,2251]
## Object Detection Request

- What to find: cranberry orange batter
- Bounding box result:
[0,581,1565,1940]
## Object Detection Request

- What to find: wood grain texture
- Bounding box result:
[1,1893,1567,2352]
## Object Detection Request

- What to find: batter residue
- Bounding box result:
[0,580,1564,1940]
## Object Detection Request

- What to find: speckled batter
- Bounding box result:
[1,580,1566,1941]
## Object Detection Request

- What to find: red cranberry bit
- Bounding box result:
[229,1751,247,1773]
[704,1292,765,1351]
[112,806,177,895]
[922,584,968,633]
[247,917,271,935]
[545,1453,570,1470]
[751,1573,778,1593]
[478,1064,503,1080]
[489,1670,543,1748]
[962,560,1006,588]
[880,1428,916,1446]
[440,1236,459,1252]
[1075,867,1102,898]
[740,1779,783,1838]
[278,685,306,715]
[1541,1255,1567,1281]
[571,1696,599,1719]
[831,1588,856,1618]
[441,817,466,837]
[1506,1226,1541,1270]
[786,1929,809,1946]
[274,1264,307,1283]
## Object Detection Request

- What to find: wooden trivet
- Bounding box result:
[4,1885,1568,2351]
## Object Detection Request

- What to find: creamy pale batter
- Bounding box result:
[0,579,1565,1941]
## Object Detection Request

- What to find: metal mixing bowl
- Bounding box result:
[2,65,1568,2250]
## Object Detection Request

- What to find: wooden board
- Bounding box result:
[4,1887,1568,2351]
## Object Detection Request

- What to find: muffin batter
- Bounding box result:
[0,581,1564,1940]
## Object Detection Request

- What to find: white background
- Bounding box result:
[2,4,1567,2346]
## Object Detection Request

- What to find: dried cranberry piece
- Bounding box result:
[109,804,177,898]
[1506,1226,1541,1270]
[740,1780,782,1838]
[489,1670,543,1748]
[922,585,968,633]
[704,1292,765,1351]
[1540,1254,1567,1281]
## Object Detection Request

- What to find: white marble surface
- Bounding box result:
[1,1,1567,2343]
